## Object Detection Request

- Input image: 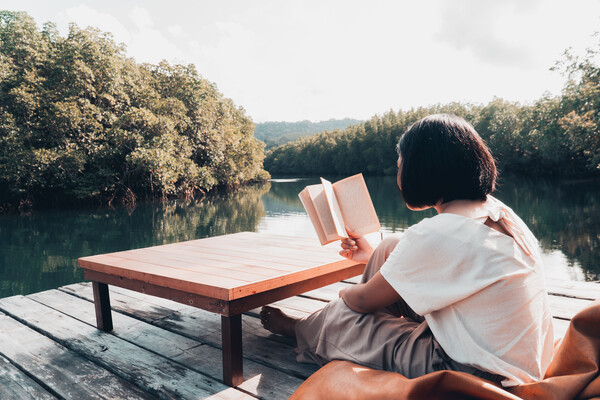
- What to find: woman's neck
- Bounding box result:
[435,198,487,216]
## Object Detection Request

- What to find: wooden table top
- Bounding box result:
[78,232,361,301]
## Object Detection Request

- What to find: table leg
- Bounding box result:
[221,314,243,386]
[92,281,113,332]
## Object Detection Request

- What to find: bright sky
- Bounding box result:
[5,0,600,122]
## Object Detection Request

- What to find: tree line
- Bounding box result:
[255,118,362,149]
[0,11,269,211]
[265,48,600,178]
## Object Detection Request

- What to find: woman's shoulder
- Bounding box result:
[407,212,483,235]
[398,214,490,254]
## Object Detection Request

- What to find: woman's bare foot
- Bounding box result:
[260,306,298,338]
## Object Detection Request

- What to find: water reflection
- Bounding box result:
[259,175,600,282]
[494,175,600,282]
[1,174,598,298]
[0,182,270,297]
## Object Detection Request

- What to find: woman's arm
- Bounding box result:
[340,271,401,313]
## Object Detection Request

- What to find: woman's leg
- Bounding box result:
[360,234,403,282]
[262,234,502,381]
[292,233,428,369]
[360,234,423,322]
[260,233,409,338]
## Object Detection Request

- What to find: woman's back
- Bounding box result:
[380,196,554,386]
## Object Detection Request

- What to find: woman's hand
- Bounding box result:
[339,226,374,263]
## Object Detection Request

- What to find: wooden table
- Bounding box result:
[77,231,364,386]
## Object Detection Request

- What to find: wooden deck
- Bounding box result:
[0,277,598,400]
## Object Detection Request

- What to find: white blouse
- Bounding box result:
[380,196,554,386]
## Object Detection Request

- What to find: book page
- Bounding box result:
[306,184,340,244]
[320,177,348,238]
[298,188,328,245]
[332,174,381,236]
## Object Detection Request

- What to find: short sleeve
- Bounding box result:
[379,215,528,316]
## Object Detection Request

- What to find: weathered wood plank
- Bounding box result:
[546,278,600,301]
[60,276,589,386]
[301,281,350,301]
[0,296,253,400]
[547,295,594,321]
[0,312,156,400]
[0,354,57,400]
[59,283,319,379]
[29,289,304,400]
[63,279,578,349]
[343,275,362,284]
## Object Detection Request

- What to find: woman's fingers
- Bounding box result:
[339,249,353,258]
[340,237,357,253]
[341,237,355,245]
[340,242,357,250]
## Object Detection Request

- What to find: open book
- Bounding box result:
[298,173,381,245]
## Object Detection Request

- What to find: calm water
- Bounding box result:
[1,175,599,298]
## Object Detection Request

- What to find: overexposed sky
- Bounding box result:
[4,0,600,122]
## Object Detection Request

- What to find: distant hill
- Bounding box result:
[255,118,362,149]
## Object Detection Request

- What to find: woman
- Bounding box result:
[261,114,554,387]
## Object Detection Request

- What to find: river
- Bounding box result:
[1,175,598,298]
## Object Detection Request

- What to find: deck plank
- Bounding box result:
[546,278,600,301]
[59,283,320,379]
[0,296,253,400]
[547,295,595,321]
[1,271,596,400]
[0,312,156,400]
[0,354,57,400]
[29,289,304,400]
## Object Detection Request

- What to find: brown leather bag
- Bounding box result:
[291,301,600,400]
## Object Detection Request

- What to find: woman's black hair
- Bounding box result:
[397,114,497,208]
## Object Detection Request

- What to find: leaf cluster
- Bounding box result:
[266,50,600,178]
[0,11,269,210]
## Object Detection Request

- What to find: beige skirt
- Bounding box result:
[295,234,504,383]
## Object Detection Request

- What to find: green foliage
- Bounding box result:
[265,49,600,178]
[553,44,600,171]
[255,118,362,149]
[0,11,268,209]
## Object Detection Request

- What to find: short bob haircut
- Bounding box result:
[397,114,497,209]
